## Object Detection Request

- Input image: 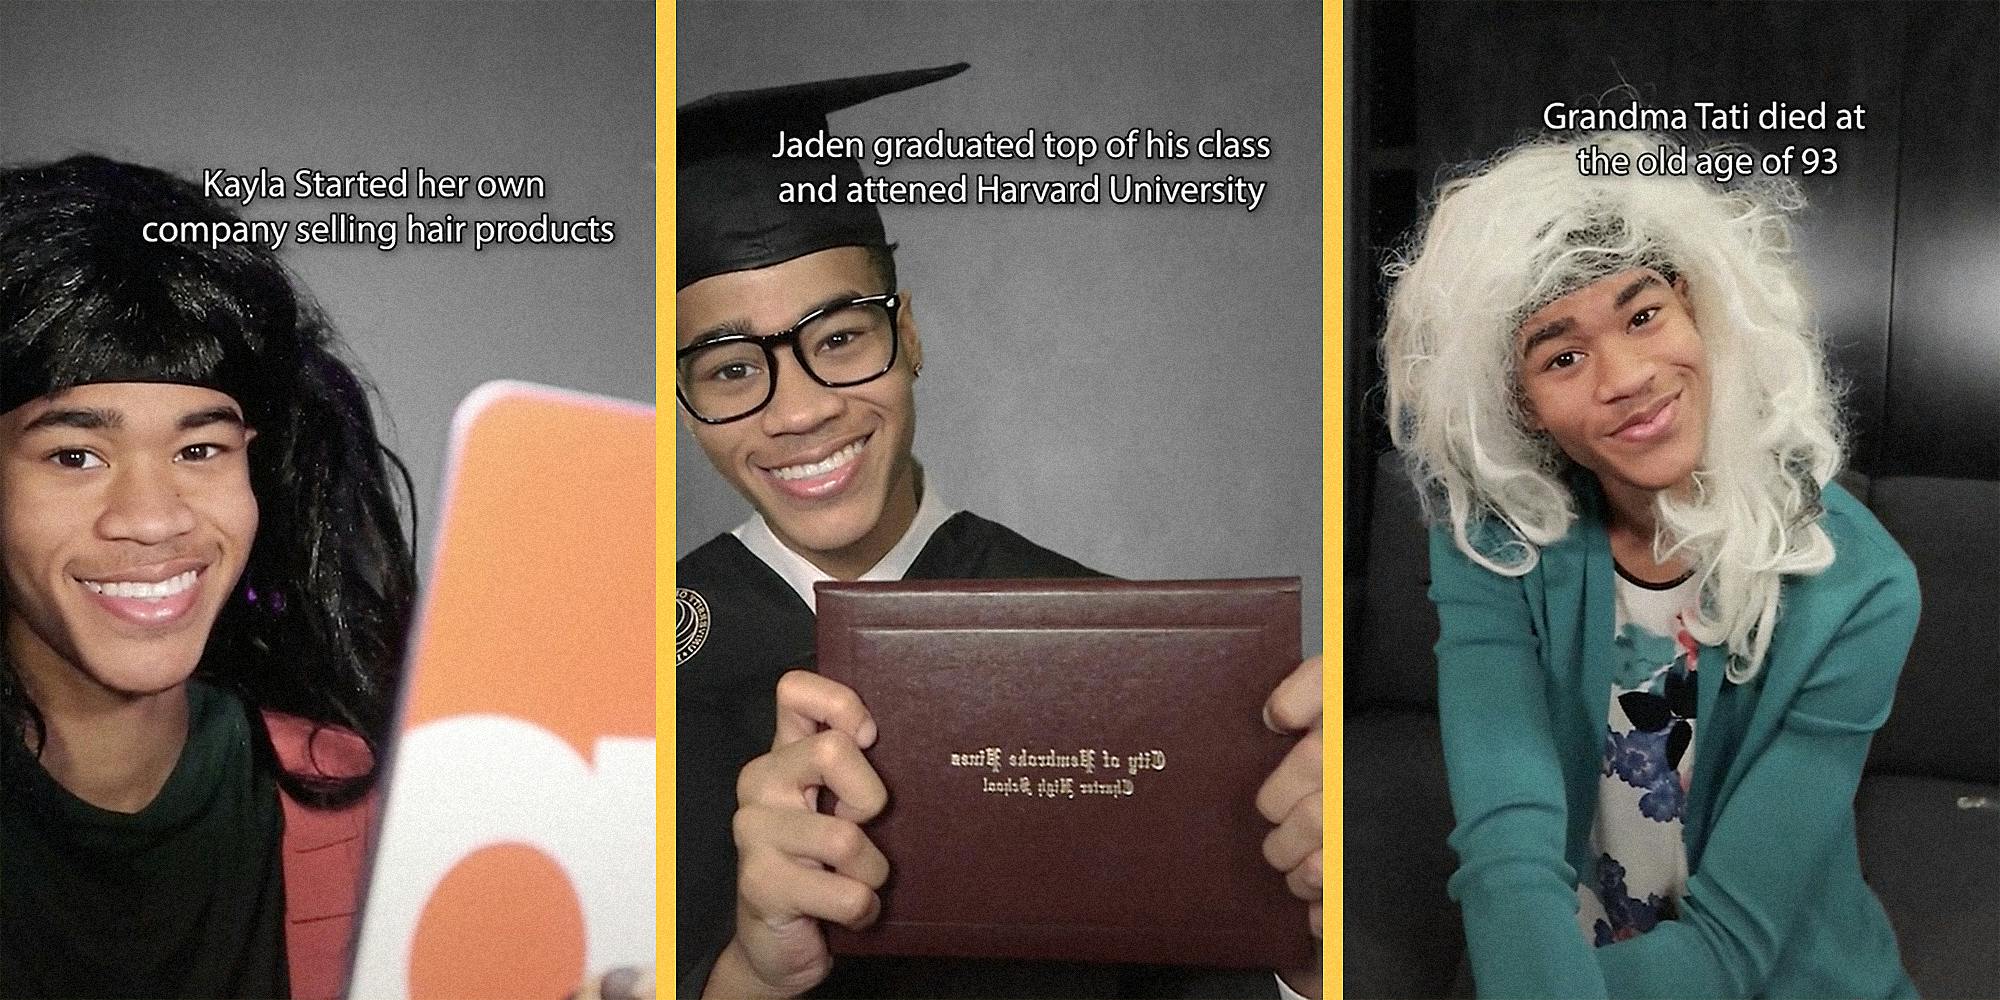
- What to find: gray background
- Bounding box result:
[677,0,1325,650]
[0,1,655,558]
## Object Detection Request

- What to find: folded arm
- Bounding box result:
[1429,528,1609,999]
[1595,564,1918,998]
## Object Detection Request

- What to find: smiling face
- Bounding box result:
[677,246,922,578]
[1516,268,1710,511]
[1,383,259,704]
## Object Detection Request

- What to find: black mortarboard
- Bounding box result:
[677,63,969,289]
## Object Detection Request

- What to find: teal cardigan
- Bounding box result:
[1430,481,1920,999]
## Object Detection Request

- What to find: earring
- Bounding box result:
[913,362,924,378]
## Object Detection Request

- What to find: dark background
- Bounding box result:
[1343,3,1999,996]
[1346,0,1998,581]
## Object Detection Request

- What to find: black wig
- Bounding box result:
[0,155,416,807]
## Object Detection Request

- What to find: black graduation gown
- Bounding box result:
[676,512,1277,999]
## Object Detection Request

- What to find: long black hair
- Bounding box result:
[0,155,416,807]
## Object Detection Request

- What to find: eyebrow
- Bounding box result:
[682,290,874,350]
[1519,317,1574,359]
[1612,272,1665,309]
[179,406,247,431]
[19,405,245,434]
[1519,274,1668,358]
[20,407,121,433]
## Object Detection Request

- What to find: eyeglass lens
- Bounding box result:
[678,300,897,422]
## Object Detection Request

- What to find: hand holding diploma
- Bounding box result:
[1259,654,1325,998]
[706,671,887,999]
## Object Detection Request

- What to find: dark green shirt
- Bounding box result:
[1,680,289,999]
[1432,481,1918,998]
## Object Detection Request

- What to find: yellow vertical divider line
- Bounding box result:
[1324,1,1345,997]
[658,0,677,986]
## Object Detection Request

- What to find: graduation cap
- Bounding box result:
[677,62,969,289]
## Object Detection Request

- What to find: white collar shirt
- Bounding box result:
[731,481,957,613]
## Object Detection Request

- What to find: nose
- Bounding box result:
[1595,338,1658,404]
[758,349,843,435]
[97,461,197,545]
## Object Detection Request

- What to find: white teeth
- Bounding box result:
[771,439,866,481]
[84,570,198,600]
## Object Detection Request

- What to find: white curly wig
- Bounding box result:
[1383,133,1844,682]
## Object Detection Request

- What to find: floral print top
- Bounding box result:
[1576,564,1702,947]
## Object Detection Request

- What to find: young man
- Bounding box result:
[0,156,416,999]
[1382,133,1919,998]
[676,67,1324,998]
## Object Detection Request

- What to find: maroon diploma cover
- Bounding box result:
[814,577,1314,969]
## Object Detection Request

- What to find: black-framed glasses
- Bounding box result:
[676,293,902,424]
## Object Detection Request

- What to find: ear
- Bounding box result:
[898,289,923,374]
